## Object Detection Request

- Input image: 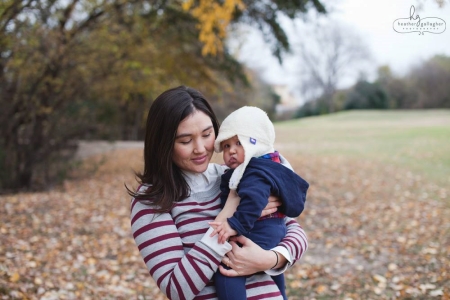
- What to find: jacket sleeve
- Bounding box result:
[273,156,309,270]
[130,198,231,300]
[276,169,308,217]
[227,170,272,235]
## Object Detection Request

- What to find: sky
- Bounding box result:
[230,0,450,104]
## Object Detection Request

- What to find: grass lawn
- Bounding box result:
[272,110,450,298]
[275,109,450,187]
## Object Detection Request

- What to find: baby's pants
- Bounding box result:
[214,218,287,300]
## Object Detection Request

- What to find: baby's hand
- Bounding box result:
[209,221,237,244]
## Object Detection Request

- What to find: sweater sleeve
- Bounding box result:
[130,198,231,300]
[264,217,308,276]
[279,217,308,266]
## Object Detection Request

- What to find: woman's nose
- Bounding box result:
[193,139,205,153]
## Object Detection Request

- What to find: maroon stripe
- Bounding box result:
[175,194,220,207]
[248,292,282,300]
[195,292,217,299]
[298,231,308,248]
[285,219,297,226]
[190,256,211,268]
[149,257,180,276]
[279,240,294,257]
[171,274,185,300]
[138,232,179,251]
[131,208,158,226]
[187,203,221,213]
[180,228,208,239]
[246,280,275,289]
[299,227,307,237]
[130,184,148,211]
[187,254,210,284]
[144,245,184,263]
[165,272,172,300]
[133,220,174,239]
[179,259,200,295]
[177,216,212,228]
[156,268,172,288]
[210,203,222,210]
[283,235,300,251]
[130,198,139,212]
[283,237,300,257]
[173,208,220,224]
[195,246,220,265]
[297,233,308,253]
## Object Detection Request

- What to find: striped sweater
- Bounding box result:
[130,163,308,300]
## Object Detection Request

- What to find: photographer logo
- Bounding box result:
[393,5,446,35]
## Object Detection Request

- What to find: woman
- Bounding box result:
[129,86,308,300]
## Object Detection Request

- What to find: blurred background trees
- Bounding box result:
[0,0,326,191]
[1,0,448,192]
[295,54,450,118]
[294,23,371,113]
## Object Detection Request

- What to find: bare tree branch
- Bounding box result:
[294,22,371,112]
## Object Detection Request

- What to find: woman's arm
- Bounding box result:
[218,235,282,276]
[130,198,231,300]
[266,217,308,275]
[220,217,308,277]
[261,195,281,216]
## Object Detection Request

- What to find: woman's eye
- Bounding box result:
[203,132,211,138]
[180,140,191,144]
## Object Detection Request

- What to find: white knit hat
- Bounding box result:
[214,106,275,190]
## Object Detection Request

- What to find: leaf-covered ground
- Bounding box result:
[286,155,449,299]
[1,146,449,299]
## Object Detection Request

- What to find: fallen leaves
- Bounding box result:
[286,154,450,299]
[0,150,162,299]
[9,274,19,283]
[1,148,449,299]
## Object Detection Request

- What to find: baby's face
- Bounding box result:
[221,135,245,169]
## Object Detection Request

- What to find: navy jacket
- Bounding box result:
[220,157,309,236]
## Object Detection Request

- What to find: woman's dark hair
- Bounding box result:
[127,86,219,213]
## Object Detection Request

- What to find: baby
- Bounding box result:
[210,106,309,300]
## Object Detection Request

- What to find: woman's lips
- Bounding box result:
[192,155,207,164]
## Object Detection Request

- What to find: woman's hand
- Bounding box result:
[219,235,287,277]
[260,195,281,217]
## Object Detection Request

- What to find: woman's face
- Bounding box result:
[172,110,215,173]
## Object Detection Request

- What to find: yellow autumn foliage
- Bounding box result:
[182,0,245,56]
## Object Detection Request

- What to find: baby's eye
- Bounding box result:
[237,141,241,146]
[223,144,230,149]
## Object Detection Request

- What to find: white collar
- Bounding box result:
[182,169,211,194]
